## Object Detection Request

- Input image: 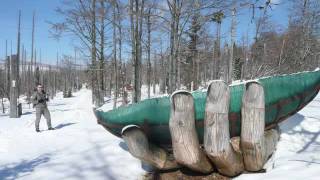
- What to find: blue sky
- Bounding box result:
[0,0,289,64]
[0,0,73,64]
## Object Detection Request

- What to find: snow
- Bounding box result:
[0,88,144,180]
[1,86,320,180]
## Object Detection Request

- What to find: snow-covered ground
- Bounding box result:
[0,89,144,180]
[0,87,319,180]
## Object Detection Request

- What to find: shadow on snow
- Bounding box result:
[54,122,77,129]
[0,153,51,180]
[280,113,320,154]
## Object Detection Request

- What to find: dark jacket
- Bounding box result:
[32,90,49,108]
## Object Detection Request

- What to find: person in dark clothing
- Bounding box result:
[31,84,54,132]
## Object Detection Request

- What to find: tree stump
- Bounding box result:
[169,91,213,173]
[241,82,279,171]
[204,80,244,176]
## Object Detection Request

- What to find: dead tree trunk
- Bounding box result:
[212,11,224,79]
[31,11,35,85]
[6,56,10,100]
[116,2,123,106]
[228,4,236,84]
[99,0,105,96]
[146,8,151,99]
[113,2,118,109]
[130,0,144,103]
[153,52,156,95]
[159,40,166,94]
[91,0,101,106]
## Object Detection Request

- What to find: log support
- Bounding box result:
[122,125,178,170]
[169,91,213,173]
[204,80,244,176]
[241,82,279,171]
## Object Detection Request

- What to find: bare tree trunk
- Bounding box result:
[30,11,36,87]
[116,2,123,105]
[228,4,236,84]
[91,0,99,106]
[113,2,118,109]
[138,0,144,101]
[159,40,166,94]
[130,0,135,102]
[153,52,156,95]
[6,42,10,100]
[131,0,144,103]
[99,0,105,95]
[168,0,181,94]
[146,8,151,99]
[34,49,40,86]
[214,21,222,80]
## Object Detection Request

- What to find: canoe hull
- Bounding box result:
[94,71,320,145]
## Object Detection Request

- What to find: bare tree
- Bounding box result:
[130,0,145,103]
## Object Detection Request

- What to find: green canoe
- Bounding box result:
[94,70,320,145]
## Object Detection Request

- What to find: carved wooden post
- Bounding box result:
[122,125,178,170]
[169,91,213,173]
[241,82,279,171]
[204,80,244,176]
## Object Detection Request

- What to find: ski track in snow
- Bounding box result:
[0,87,319,180]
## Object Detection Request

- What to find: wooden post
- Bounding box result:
[9,55,19,118]
[204,80,244,176]
[122,125,178,170]
[241,82,279,171]
[169,91,213,173]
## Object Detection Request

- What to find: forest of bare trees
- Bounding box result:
[0,10,86,115]
[1,0,320,110]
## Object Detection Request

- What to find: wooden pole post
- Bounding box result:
[9,55,19,118]
[204,80,244,176]
[241,82,279,171]
[169,91,213,173]
[122,125,178,170]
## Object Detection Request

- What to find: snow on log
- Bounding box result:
[169,91,213,173]
[122,125,178,170]
[204,80,244,176]
[241,82,279,171]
